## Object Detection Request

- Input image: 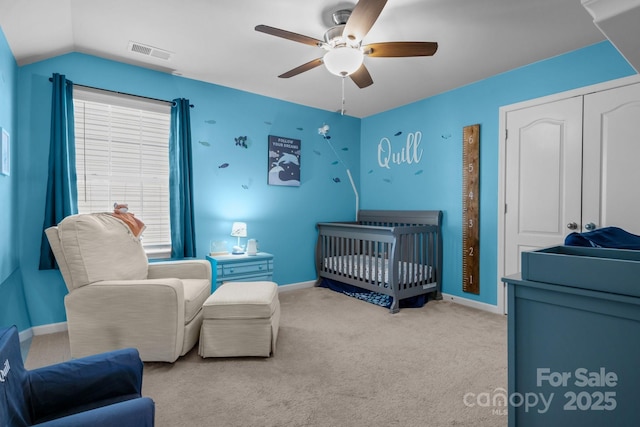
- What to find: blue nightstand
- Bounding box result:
[206,252,274,291]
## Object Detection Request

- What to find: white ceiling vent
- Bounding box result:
[128,41,172,60]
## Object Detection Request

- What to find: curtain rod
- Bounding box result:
[48,77,194,107]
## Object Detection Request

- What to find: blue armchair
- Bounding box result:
[0,325,155,427]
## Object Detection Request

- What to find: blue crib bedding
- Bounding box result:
[319,278,428,309]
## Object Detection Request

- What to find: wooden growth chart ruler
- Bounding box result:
[462,124,480,294]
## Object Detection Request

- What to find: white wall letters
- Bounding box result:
[377,131,423,169]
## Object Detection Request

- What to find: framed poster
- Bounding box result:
[268,135,300,186]
[0,127,9,176]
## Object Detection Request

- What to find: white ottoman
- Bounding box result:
[198,281,280,358]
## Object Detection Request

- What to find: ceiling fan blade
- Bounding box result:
[363,41,438,57]
[343,0,388,43]
[278,58,324,78]
[255,24,323,47]
[350,64,374,88]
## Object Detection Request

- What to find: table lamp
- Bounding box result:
[230,222,247,254]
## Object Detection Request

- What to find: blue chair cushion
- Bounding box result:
[0,325,155,426]
[0,326,31,427]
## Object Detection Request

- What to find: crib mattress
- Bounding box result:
[323,255,432,285]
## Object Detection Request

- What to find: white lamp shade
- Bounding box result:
[323,47,364,77]
[230,222,247,238]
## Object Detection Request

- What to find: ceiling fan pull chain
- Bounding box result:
[341,76,346,115]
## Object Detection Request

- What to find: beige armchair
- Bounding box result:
[45,213,211,362]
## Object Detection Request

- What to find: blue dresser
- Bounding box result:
[206,252,274,291]
[502,246,640,426]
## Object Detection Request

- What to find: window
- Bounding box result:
[73,86,172,257]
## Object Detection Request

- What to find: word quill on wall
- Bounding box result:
[377,131,423,169]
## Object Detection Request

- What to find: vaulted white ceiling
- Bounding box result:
[0,0,608,117]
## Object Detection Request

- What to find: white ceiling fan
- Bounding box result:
[255,0,438,89]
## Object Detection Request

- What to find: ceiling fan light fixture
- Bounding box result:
[255,0,438,87]
[323,47,364,77]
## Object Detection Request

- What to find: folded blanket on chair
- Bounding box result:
[111,212,146,237]
[564,227,640,250]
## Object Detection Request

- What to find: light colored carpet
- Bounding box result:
[26,287,507,427]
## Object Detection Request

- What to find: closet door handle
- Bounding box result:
[585,222,597,231]
[567,222,578,230]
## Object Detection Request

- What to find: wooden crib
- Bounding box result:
[315,210,443,313]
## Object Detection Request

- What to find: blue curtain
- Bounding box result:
[39,73,78,270]
[169,98,196,258]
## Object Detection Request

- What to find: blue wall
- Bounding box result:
[1,31,637,333]
[360,41,636,306]
[0,28,31,331]
[14,52,360,328]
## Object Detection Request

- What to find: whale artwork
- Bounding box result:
[268,135,301,186]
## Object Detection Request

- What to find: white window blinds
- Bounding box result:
[73,86,172,257]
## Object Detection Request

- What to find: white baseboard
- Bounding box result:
[18,284,314,342]
[280,283,503,315]
[17,286,500,343]
[278,283,504,315]
[32,322,68,336]
[278,281,315,292]
[18,328,34,343]
[18,322,67,343]
[441,293,503,315]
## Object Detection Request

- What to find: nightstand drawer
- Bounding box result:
[207,252,275,291]
[221,260,272,277]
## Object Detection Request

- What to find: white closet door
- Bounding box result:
[504,97,583,276]
[583,82,640,235]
